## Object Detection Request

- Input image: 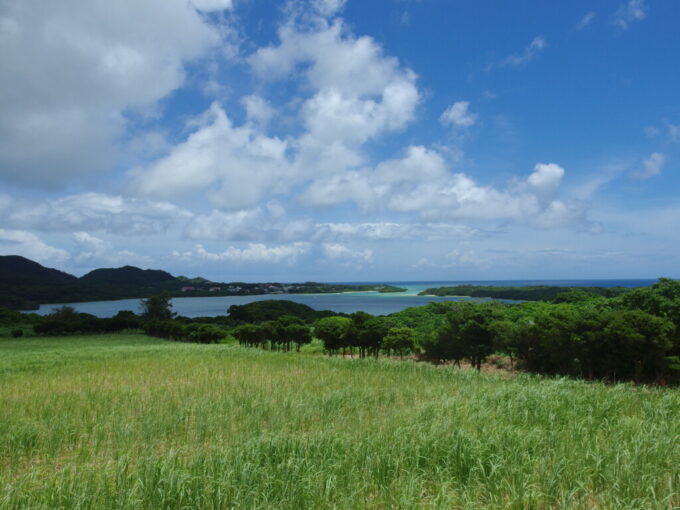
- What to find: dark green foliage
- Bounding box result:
[314,316,351,354]
[285,323,313,352]
[0,306,40,326]
[142,320,225,344]
[10,329,23,338]
[413,283,679,383]
[227,300,335,323]
[551,289,607,304]
[0,256,179,310]
[357,316,394,358]
[270,315,302,349]
[420,284,631,301]
[184,323,226,344]
[142,321,183,341]
[343,311,373,357]
[233,323,269,348]
[285,282,405,294]
[387,302,452,335]
[0,255,77,286]
[140,292,175,321]
[422,303,504,370]
[315,313,395,358]
[81,266,176,287]
[382,327,417,357]
[503,304,675,382]
[617,278,680,341]
[109,310,142,331]
[34,307,142,336]
[601,310,673,383]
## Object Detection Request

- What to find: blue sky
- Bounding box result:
[0,0,678,282]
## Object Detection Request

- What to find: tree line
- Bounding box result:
[5,279,680,384]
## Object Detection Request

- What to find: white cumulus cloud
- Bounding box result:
[179,242,310,263]
[322,243,373,268]
[440,101,477,128]
[1,193,191,235]
[301,148,582,228]
[73,231,148,267]
[250,15,420,179]
[131,103,291,209]
[0,0,224,186]
[0,229,69,263]
[633,153,666,180]
[184,209,263,241]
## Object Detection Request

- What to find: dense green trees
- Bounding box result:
[232,323,267,348]
[227,284,679,383]
[314,313,418,358]
[232,316,313,351]
[382,327,417,358]
[357,317,393,358]
[227,300,335,323]
[416,298,678,382]
[317,313,404,358]
[419,284,630,301]
[33,307,142,336]
[314,316,352,354]
[142,320,225,344]
[601,310,673,383]
[141,292,175,321]
[421,303,503,370]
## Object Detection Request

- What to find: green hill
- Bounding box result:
[80,266,177,287]
[0,255,77,286]
[0,256,179,310]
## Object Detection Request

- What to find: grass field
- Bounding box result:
[0,334,678,509]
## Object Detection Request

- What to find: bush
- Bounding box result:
[10,328,23,338]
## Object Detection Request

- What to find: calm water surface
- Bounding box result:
[32,279,655,318]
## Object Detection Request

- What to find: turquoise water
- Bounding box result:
[32,279,654,318]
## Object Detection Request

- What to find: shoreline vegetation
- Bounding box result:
[419,284,632,301]
[0,255,404,311]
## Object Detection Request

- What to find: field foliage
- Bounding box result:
[1,335,678,509]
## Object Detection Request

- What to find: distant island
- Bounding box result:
[418,284,631,301]
[0,255,405,310]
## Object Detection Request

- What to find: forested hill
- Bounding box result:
[0,255,405,310]
[0,255,77,286]
[80,266,177,286]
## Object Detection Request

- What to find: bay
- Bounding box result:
[31,279,655,318]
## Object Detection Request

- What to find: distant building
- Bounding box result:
[181,286,196,292]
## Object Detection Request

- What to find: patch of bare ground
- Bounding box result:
[334,352,518,377]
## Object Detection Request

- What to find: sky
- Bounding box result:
[0,0,679,282]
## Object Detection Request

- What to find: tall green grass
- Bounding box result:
[1,334,678,509]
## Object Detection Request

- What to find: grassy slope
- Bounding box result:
[0,335,678,509]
